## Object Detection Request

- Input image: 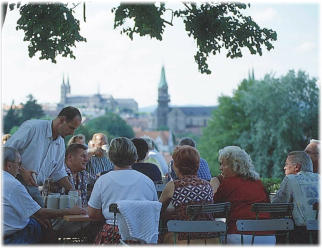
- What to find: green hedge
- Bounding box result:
[261,177,282,194]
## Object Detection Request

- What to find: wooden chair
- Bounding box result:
[236,203,294,245]
[167,220,227,245]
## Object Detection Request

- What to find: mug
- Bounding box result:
[47,195,59,209]
[68,190,79,198]
[59,195,70,209]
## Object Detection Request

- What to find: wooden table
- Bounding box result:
[63,214,93,222]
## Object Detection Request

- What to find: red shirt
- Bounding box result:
[213,176,271,234]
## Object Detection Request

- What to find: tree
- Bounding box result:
[21,94,45,122]
[5,2,277,74]
[199,76,254,176]
[3,101,21,133]
[85,113,134,140]
[199,70,319,178]
[3,94,45,134]
[239,70,318,178]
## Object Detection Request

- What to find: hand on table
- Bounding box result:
[68,205,87,215]
[32,214,52,229]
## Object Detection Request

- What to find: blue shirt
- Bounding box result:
[170,157,212,181]
[5,120,67,184]
[3,171,41,236]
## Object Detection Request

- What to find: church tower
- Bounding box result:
[60,75,67,104]
[66,75,71,94]
[156,66,170,129]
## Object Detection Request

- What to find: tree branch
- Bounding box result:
[1,2,8,28]
[183,2,192,11]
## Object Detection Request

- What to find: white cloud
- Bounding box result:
[296,42,316,53]
[252,8,277,23]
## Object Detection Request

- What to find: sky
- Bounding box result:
[1,1,320,109]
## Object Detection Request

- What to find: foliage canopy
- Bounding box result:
[3,94,45,134]
[7,2,277,74]
[85,112,135,140]
[199,70,319,178]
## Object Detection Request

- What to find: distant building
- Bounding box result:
[57,75,138,117]
[154,66,216,135]
[135,130,174,153]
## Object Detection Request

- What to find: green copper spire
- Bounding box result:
[158,66,168,89]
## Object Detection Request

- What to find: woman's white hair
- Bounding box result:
[218,146,260,180]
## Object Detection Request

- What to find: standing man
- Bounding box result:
[5,106,82,206]
[305,139,319,173]
[170,137,212,181]
[272,151,319,244]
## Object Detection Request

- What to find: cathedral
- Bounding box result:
[57,75,138,117]
[155,66,217,135]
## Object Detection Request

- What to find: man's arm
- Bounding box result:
[6,121,38,186]
[56,176,73,193]
[88,206,105,221]
[34,205,86,220]
[271,176,291,203]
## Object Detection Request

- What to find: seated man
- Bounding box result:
[3,147,85,244]
[131,138,162,182]
[86,133,114,183]
[272,151,319,244]
[51,144,100,241]
[170,137,212,181]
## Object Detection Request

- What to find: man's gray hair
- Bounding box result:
[179,137,196,148]
[3,146,19,164]
[108,137,138,167]
[288,151,313,172]
[218,146,260,180]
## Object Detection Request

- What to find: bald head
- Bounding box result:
[305,140,319,173]
[92,133,107,148]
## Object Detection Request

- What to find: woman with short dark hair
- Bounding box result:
[159,145,217,244]
[131,138,162,182]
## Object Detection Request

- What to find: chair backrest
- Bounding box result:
[167,220,226,233]
[236,219,294,232]
[186,202,231,220]
[251,203,293,219]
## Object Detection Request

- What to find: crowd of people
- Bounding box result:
[2,106,319,244]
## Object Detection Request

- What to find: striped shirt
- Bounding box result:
[86,156,114,182]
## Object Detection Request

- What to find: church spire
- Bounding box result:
[159,65,168,89]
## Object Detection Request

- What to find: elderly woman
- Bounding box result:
[211,146,274,245]
[88,137,158,244]
[159,145,217,244]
